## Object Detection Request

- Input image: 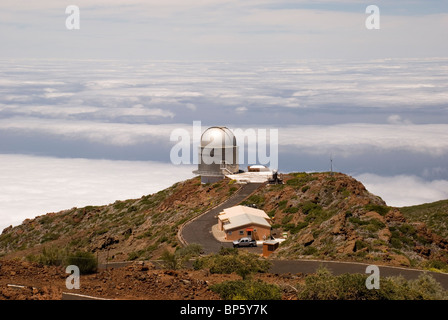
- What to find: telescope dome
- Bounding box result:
[193,126,239,184]
[200,126,236,148]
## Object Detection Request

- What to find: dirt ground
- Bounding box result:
[0,259,301,300]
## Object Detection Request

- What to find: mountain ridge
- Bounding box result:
[1,172,447,271]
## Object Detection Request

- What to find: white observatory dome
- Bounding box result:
[200,126,236,148]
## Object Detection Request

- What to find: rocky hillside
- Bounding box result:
[0,177,241,262]
[1,171,447,270]
[242,172,448,269]
[400,200,448,239]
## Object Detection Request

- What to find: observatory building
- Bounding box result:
[193,126,239,184]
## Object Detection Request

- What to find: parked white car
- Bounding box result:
[233,237,257,248]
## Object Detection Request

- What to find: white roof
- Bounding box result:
[263,240,279,245]
[219,205,271,231]
[223,213,271,231]
[219,205,270,221]
[225,171,272,183]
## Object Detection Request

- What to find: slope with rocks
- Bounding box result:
[242,172,448,269]
[400,200,448,239]
[0,177,241,262]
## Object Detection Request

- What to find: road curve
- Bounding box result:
[270,259,448,290]
[97,259,448,290]
[181,182,264,254]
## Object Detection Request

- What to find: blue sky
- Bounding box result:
[0,1,448,229]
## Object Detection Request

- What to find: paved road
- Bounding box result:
[97,258,448,290]
[270,259,448,290]
[181,183,264,254]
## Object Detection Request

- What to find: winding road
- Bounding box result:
[181,182,264,254]
[180,182,448,289]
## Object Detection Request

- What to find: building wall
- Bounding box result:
[262,242,279,257]
[225,225,271,241]
[201,175,224,184]
[198,146,239,174]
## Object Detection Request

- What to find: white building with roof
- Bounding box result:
[217,205,272,241]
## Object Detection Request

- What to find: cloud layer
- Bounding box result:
[279,123,448,156]
[355,173,448,207]
[0,154,194,231]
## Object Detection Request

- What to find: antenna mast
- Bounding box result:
[330,154,333,175]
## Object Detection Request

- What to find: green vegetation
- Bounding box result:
[41,232,59,243]
[294,222,309,232]
[39,215,55,225]
[303,246,318,256]
[301,201,321,215]
[348,216,369,226]
[341,188,350,198]
[389,226,416,249]
[26,246,97,274]
[228,186,238,196]
[364,204,390,216]
[161,243,203,270]
[364,219,386,232]
[193,248,271,280]
[283,221,308,234]
[66,251,98,274]
[281,215,293,225]
[160,250,183,270]
[241,195,265,209]
[401,199,448,238]
[128,250,145,261]
[354,240,371,254]
[297,266,448,300]
[113,200,129,211]
[424,260,448,273]
[283,207,299,214]
[301,202,333,225]
[349,216,386,233]
[217,246,239,256]
[210,280,282,300]
[285,172,317,189]
[176,243,203,257]
[27,246,65,266]
[277,200,288,210]
[399,223,417,236]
